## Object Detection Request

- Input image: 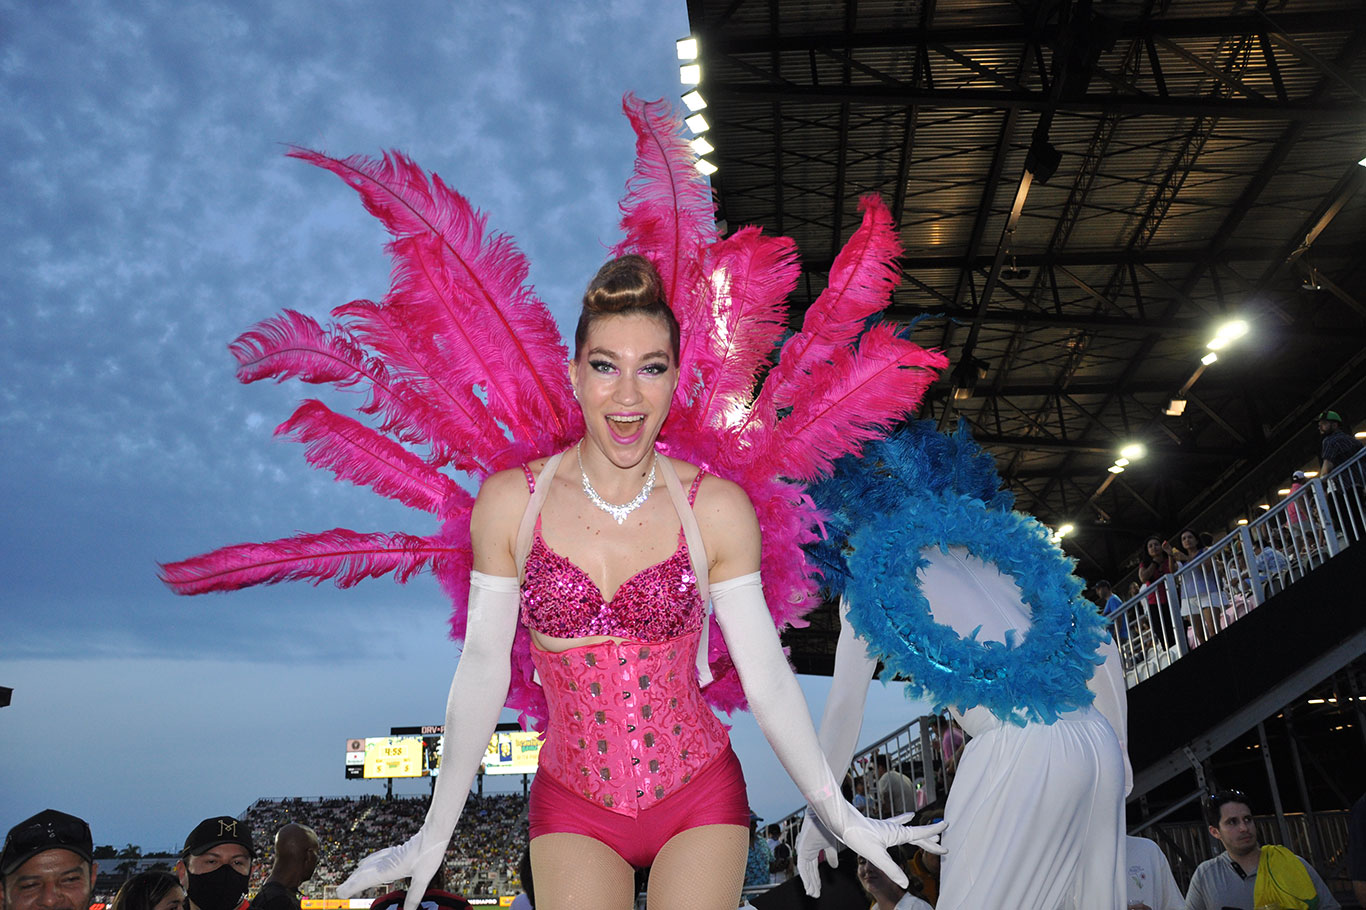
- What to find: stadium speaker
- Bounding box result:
[0,686,12,708]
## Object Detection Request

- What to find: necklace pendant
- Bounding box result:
[578,441,657,526]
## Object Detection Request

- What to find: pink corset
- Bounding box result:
[530,631,731,816]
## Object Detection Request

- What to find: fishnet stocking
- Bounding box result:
[530,833,635,910]
[645,824,747,910]
[530,825,747,910]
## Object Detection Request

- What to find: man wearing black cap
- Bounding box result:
[1,810,96,910]
[176,817,255,910]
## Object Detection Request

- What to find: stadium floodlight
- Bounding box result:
[695,157,718,176]
[680,63,701,85]
[1107,465,1125,474]
[1215,319,1248,341]
[1237,518,1249,526]
[1201,351,1219,365]
[1119,443,1146,460]
[690,136,715,156]
[685,112,710,134]
[676,37,698,61]
[1114,457,1129,468]
[1304,470,1319,478]
[1056,523,1075,538]
[681,90,707,112]
[1278,488,1291,495]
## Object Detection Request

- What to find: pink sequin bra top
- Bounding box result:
[518,461,730,816]
[519,466,706,640]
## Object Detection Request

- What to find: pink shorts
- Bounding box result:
[528,744,749,867]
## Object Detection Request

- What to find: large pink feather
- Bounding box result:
[230,309,471,468]
[231,309,374,388]
[612,95,719,415]
[330,299,504,474]
[758,195,904,411]
[159,528,457,595]
[761,324,948,482]
[276,400,467,518]
[688,227,800,429]
[290,148,574,440]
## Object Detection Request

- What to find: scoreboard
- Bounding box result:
[362,736,424,778]
[345,723,540,780]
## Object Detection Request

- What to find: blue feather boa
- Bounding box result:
[807,420,1013,598]
[808,419,1104,726]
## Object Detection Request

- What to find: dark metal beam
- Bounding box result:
[703,11,1366,54]
[711,84,1366,121]
[972,434,1240,459]
[798,241,1364,273]
[886,305,1366,339]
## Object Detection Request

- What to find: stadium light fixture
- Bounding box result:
[1114,457,1130,468]
[685,112,710,134]
[695,157,718,176]
[690,136,714,156]
[1165,398,1187,416]
[1277,488,1291,496]
[1201,351,1219,366]
[676,37,698,61]
[681,90,707,112]
[1056,523,1075,538]
[1237,518,1249,526]
[1304,470,1319,478]
[680,63,701,85]
[1119,443,1146,460]
[1107,465,1125,474]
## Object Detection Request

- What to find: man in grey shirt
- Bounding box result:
[1186,790,1339,910]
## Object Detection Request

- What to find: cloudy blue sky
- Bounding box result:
[0,0,928,854]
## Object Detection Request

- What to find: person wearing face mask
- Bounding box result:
[176,817,255,910]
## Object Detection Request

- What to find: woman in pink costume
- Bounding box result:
[333,257,942,909]
[160,98,947,910]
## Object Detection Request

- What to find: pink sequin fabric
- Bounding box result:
[519,468,706,640]
[530,632,731,816]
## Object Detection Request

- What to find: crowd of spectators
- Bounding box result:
[241,794,527,900]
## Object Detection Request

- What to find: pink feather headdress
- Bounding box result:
[160,94,947,727]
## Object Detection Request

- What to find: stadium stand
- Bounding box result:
[242,794,528,901]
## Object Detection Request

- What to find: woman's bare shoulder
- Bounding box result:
[472,466,532,532]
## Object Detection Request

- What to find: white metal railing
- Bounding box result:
[770,713,956,852]
[1107,444,1365,687]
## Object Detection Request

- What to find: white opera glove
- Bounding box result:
[711,574,946,899]
[796,596,881,890]
[338,571,520,910]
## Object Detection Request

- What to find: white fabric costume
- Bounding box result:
[924,546,1127,910]
[804,546,1129,910]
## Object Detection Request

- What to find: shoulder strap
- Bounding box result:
[658,456,714,686]
[514,451,566,581]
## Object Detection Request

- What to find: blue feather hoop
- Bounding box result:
[844,491,1107,726]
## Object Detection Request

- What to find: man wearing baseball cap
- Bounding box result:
[1318,410,1362,477]
[176,817,255,910]
[0,810,97,910]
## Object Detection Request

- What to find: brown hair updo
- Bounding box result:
[574,254,680,362]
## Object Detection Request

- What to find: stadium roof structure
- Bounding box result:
[682,0,1366,673]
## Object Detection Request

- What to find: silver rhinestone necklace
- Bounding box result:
[577,440,657,525]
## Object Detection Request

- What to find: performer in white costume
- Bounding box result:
[797,423,1130,909]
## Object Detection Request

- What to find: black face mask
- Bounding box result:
[187,865,249,910]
